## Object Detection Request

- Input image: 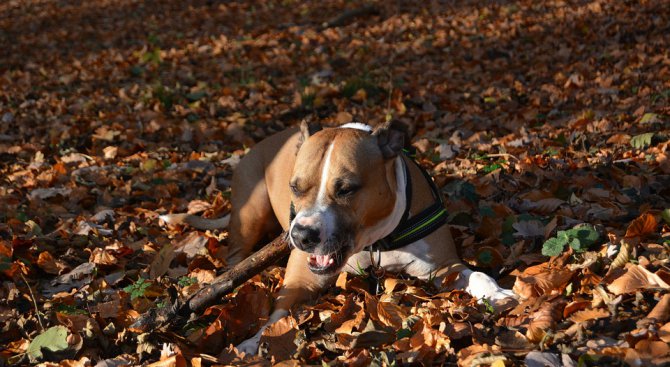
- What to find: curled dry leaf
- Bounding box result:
[610,240,631,270]
[562,300,591,318]
[625,213,658,238]
[409,320,452,354]
[526,300,565,343]
[512,263,574,299]
[335,303,366,335]
[607,264,670,295]
[646,293,670,323]
[325,294,356,332]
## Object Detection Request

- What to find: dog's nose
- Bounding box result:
[291,223,320,250]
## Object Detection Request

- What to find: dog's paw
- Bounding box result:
[464,271,518,312]
[236,335,261,356]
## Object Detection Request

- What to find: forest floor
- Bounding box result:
[1,0,669,366]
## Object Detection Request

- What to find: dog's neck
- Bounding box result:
[356,155,407,249]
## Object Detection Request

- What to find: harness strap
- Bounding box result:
[365,150,448,252]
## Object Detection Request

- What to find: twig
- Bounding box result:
[484,153,519,161]
[20,272,44,331]
[131,233,290,331]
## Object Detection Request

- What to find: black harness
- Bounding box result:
[289,149,448,252]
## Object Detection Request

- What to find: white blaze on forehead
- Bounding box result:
[340,122,373,132]
[316,142,335,204]
[289,141,336,247]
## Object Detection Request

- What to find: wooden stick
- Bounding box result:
[185,233,290,314]
[131,233,290,331]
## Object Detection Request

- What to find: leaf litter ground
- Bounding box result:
[0,0,669,366]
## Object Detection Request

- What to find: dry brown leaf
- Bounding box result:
[96,298,123,319]
[364,291,379,322]
[145,354,187,367]
[444,322,472,340]
[88,248,117,266]
[273,360,301,367]
[526,300,565,343]
[569,308,610,323]
[456,343,502,367]
[646,293,670,322]
[335,272,348,290]
[495,329,533,351]
[659,322,670,343]
[635,339,670,358]
[37,251,66,275]
[376,301,406,329]
[563,300,591,318]
[58,357,93,367]
[338,348,371,367]
[218,284,272,340]
[149,242,176,279]
[260,315,298,361]
[409,320,452,353]
[324,294,356,332]
[526,198,565,215]
[625,213,657,238]
[607,264,670,295]
[544,216,559,240]
[512,263,574,299]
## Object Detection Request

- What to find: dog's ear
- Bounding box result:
[296,119,322,151]
[373,120,406,159]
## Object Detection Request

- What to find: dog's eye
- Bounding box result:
[336,185,359,198]
[290,183,303,196]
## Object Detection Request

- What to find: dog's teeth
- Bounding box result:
[328,258,334,265]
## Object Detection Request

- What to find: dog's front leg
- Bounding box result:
[236,249,334,356]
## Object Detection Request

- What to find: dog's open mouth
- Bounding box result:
[307,249,346,274]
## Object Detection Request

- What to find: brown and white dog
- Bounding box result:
[162,121,515,355]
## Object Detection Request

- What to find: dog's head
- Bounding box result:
[288,121,407,275]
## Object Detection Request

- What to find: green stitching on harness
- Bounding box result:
[392,208,447,242]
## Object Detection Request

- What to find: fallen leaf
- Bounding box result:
[260,315,298,361]
[526,300,565,343]
[376,300,406,329]
[27,326,69,362]
[625,213,658,238]
[646,293,670,322]
[607,264,670,295]
[569,308,610,323]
